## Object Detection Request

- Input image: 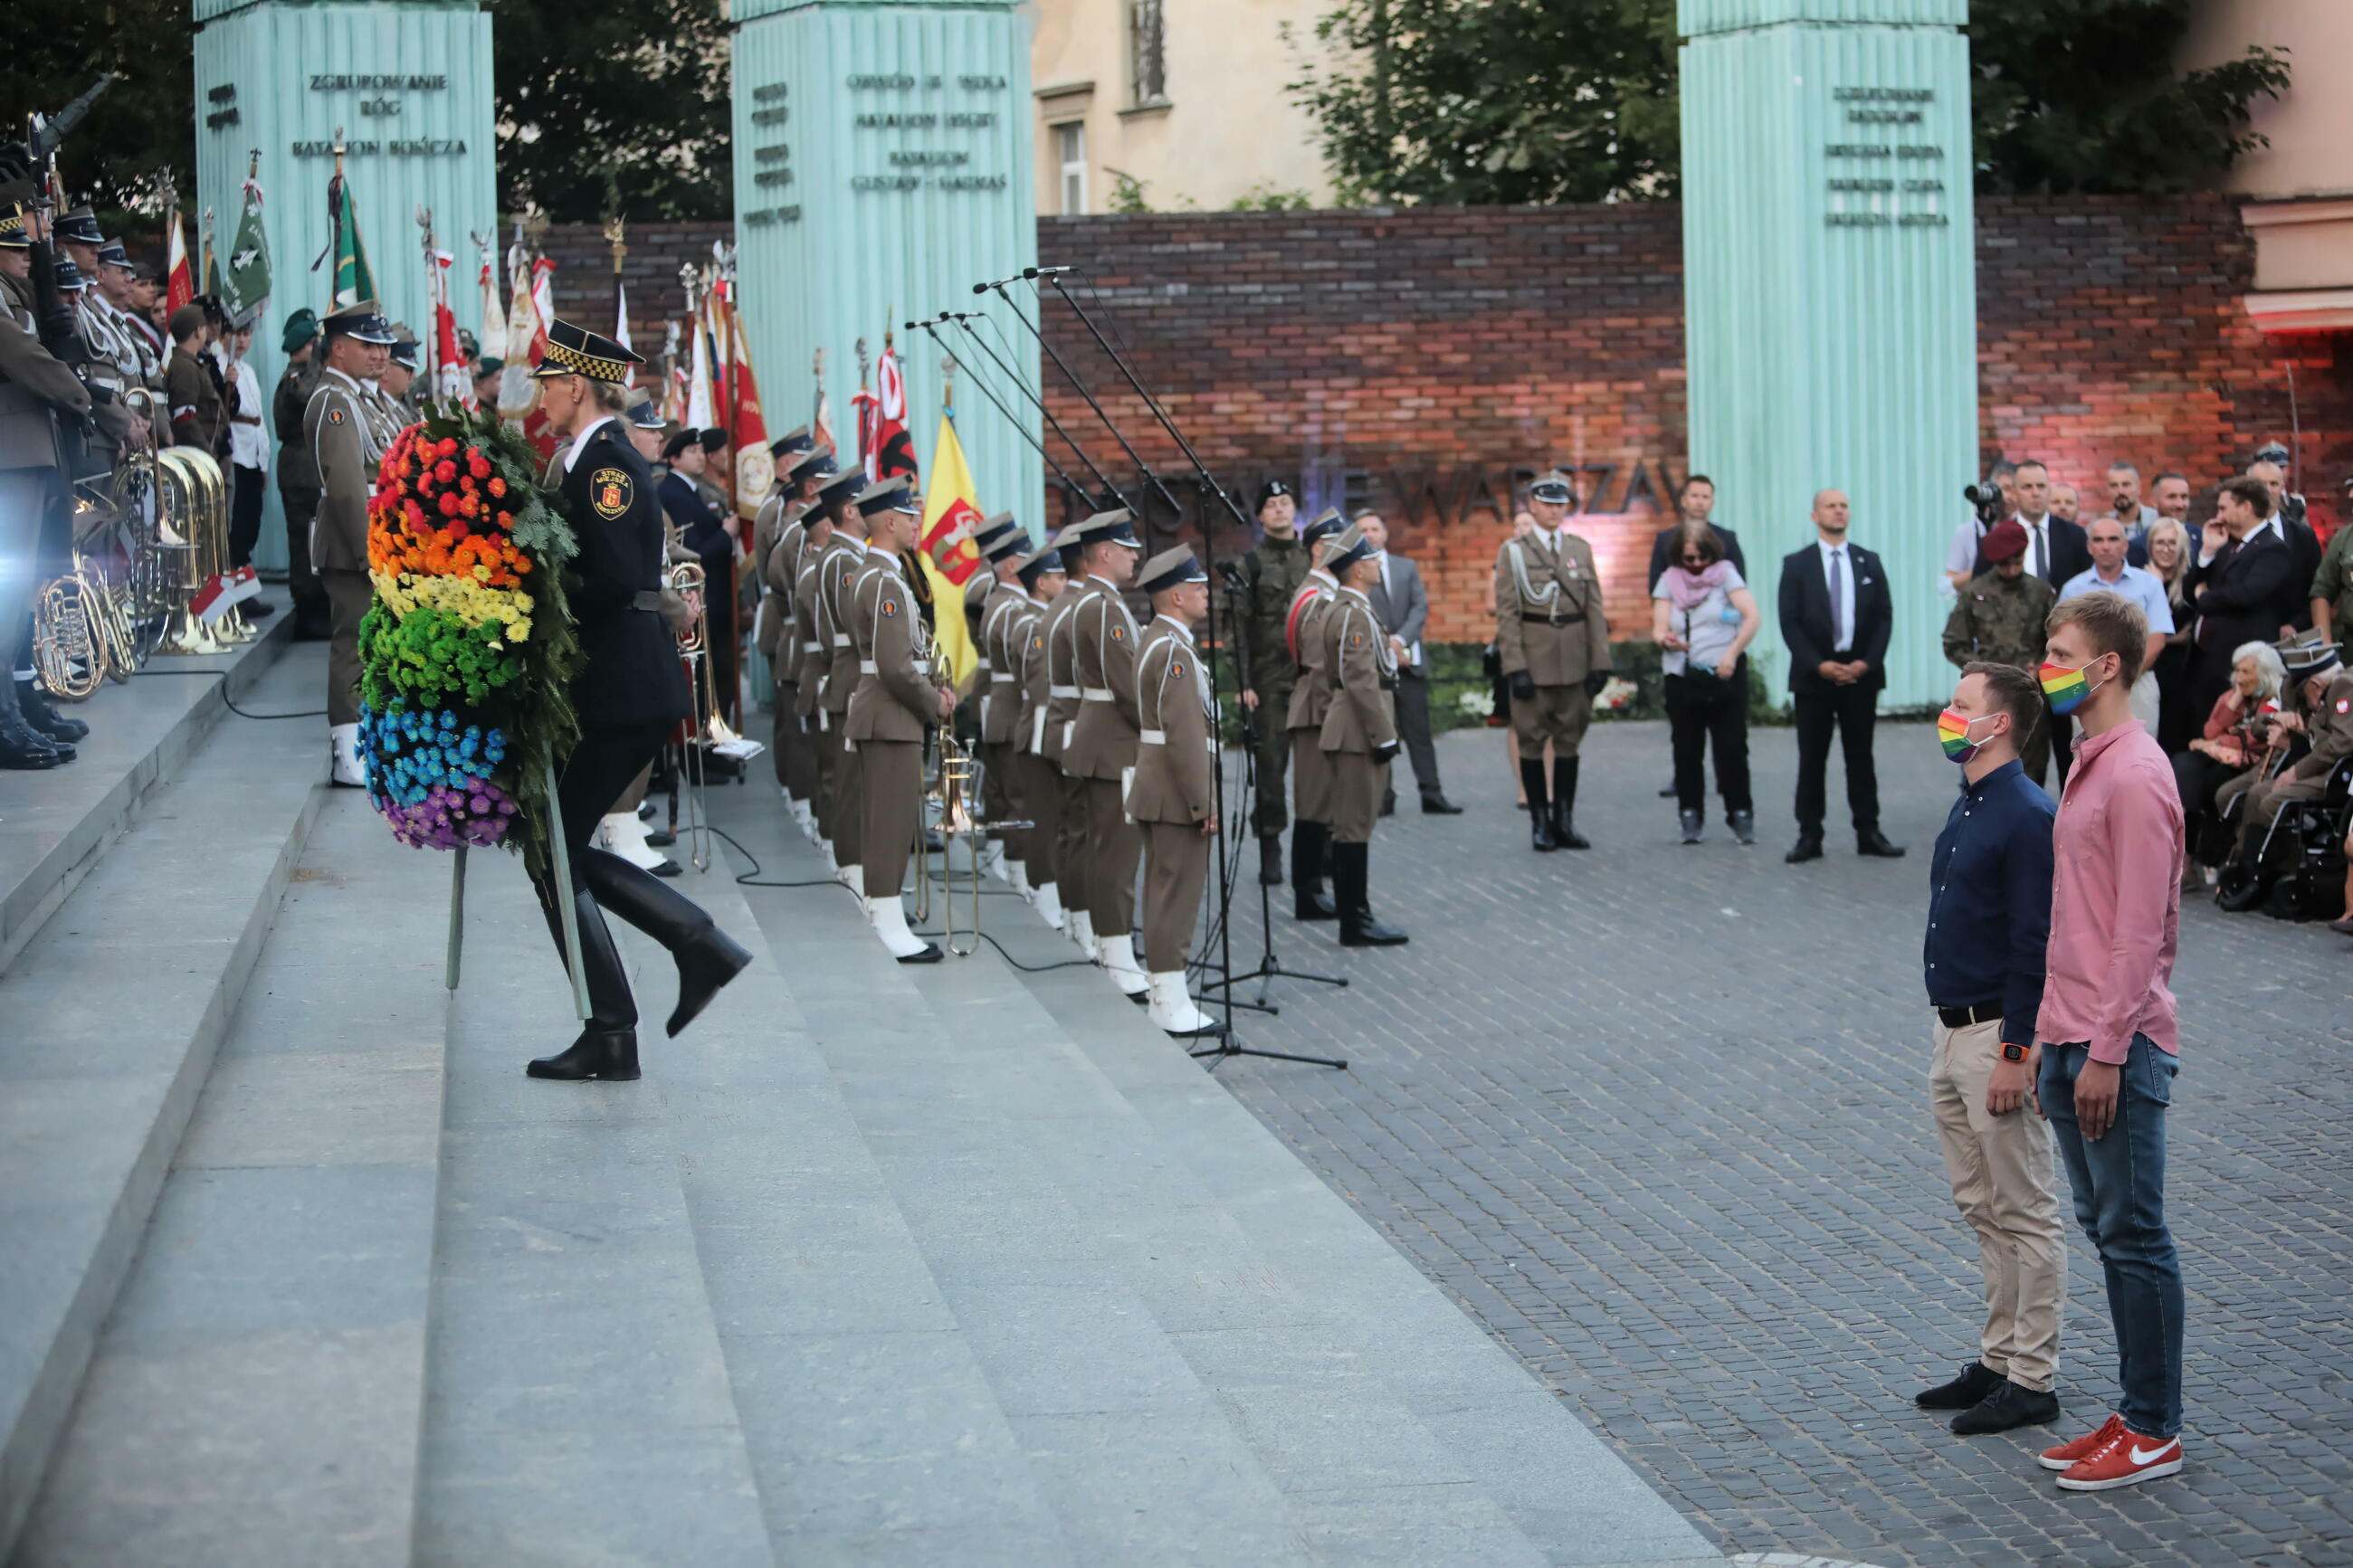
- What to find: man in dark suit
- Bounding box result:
[1778,489,1903,863]
[659,429,742,737]
[2185,475,2301,719]
[2247,451,2321,633]
[1975,461,2091,589]
[1356,511,1458,814]
[1646,473,1746,592]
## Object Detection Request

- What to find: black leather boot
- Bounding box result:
[0,675,64,770]
[1550,756,1589,849]
[1291,821,1337,921]
[16,677,90,743]
[1258,833,1285,887]
[529,880,642,1080]
[576,848,753,1036]
[1520,759,1556,851]
[1336,842,1408,946]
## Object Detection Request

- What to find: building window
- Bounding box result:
[1054,121,1088,214]
[1129,0,1167,106]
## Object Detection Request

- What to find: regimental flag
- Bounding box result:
[917,411,986,688]
[474,240,506,408]
[497,243,539,419]
[430,249,465,403]
[220,172,272,324]
[165,207,195,313]
[726,295,771,519]
[812,359,834,455]
[685,306,716,431]
[850,382,878,480]
[872,339,915,480]
[614,278,631,356]
[201,209,222,299]
[326,168,375,309]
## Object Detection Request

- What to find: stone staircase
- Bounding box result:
[1,674,1726,1567]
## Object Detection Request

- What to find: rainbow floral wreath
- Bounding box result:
[358,404,583,871]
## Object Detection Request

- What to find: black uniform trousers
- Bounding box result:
[280,482,329,627]
[1792,682,1881,837]
[1391,670,1446,803]
[228,464,265,570]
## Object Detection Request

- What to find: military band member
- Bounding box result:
[1043,523,1097,956]
[1321,528,1409,946]
[815,471,875,876]
[1128,546,1222,1035]
[1063,508,1149,996]
[1282,508,1348,919]
[970,514,1030,880]
[846,479,955,962]
[1231,479,1310,886]
[1016,536,1076,929]
[305,299,403,786]
[796,470,860,848]
[524,318,751,1080]
[1495,470,1613,851]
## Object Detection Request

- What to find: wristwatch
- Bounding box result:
[2000,1041,2027,1062]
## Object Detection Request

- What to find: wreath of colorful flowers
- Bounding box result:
[358,405,583,870]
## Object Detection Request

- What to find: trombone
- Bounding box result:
[669,558,715,871]
[914,646,1027,957]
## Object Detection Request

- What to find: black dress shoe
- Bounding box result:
[897,942,945,965]
[1857,828,1907,859]
[291,617,334,642]
[650,858,682,879]
[1294,887,1338,922]
[1339,914,1409,947]
[1950,1380,2061,1436]
[644,828,678,848]
[1657,784,1676,798]
[1786,835,1824,864]
[243,599,277,619]
[1420,794,1462,815]
[1916,1361,2004,1411]
[666,928,754,1037]
[16,681,90,742]
[527,1026,641,1081]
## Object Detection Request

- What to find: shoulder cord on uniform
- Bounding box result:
[1505,539,1559,609]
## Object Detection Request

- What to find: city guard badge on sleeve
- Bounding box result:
[1170,660,1185,679]
[590,468,632,520]
[327,406,346,426]
[1111,625,1125,641]
[881,599,898,617]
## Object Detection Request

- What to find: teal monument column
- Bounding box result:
[193,0,497,570]
[1679,0,1976,708]
[730,0,1043,531]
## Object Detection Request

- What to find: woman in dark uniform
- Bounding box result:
[525,319,750,1080]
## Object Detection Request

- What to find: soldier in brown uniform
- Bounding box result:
[1495,471,1613,851]
[1320,527,1409,946]
[795,470,860,847]
[969,517,1032,885]
[304,300,401,786]
[164,303,226,453]
[846,478,955,961]
[1128,546,1223,1035]
[752,427,823,803]
[1012,540,1072,927]
[1043,525,1097,956]
[816,472,877,878]
[1282,508,1348,918]
[1062,508,1150,997]
[272,309,330,639]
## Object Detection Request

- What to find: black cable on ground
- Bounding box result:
[129,667,329,719]
[698,822,862,893]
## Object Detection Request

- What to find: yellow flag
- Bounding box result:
[916,413,985,689]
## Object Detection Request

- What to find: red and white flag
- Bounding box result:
[165,210,195,314]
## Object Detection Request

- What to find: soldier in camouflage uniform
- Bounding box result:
[1228,479,1311,887]
[1941,518,2056,786]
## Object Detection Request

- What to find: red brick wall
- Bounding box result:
[542,196,2353,642]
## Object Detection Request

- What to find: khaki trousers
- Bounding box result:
[811,718,839,838]
[1326,750,1388,844]
[1509,682,1593,755]
[834,726,864,870]
[1017,751,1059,885]
[1058,770,1092,916]
[1290,726,1333,823]
[323,568,373,727]
[979,740,1015,856]
[1141,820,1209,973]
[1929,1018,2066,1392]
[1083,774,1142,937]
[860,738,921,899]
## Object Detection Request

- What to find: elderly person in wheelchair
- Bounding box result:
[2216,637,2353,915]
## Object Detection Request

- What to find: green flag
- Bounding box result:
[329,171,376,308]
[221,176,272,322]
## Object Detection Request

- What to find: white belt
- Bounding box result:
[1081,687,1113,701]
[833,633,851,647]
[989,672,1016,682]
[1049,684,1080,698]
[859,660,878,674]
[977,658,992,671]
[1139,729,1167,745]
[802,641,823,653]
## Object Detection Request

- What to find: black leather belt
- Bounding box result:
[1520,612,1586,625]
[630,589,666,612]
[1936,1001,2003,1029]
[1377,676,1396,691]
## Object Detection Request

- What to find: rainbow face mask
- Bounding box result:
[1938,708,1996,765]
[2038,659,2103,717]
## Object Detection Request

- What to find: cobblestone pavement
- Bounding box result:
[1205,718,2352,1568]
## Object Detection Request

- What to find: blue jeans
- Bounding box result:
[2040,1034,2184,1439]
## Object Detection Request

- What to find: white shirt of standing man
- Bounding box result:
[1353,512,1416,670]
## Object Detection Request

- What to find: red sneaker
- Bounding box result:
[2056,1424,2185,1491]
[2038,1413,2124,1471]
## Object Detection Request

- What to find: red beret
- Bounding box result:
[1980,518,2028,564]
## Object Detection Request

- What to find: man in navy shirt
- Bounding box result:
[1914,660,2067,1439]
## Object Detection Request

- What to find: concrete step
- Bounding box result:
[11,797,449,1568]
[968,872,1727,1566]
[0,594,291,972]
[0,637,324,1561]
[412,841,772,1567]
[647,855,1073,1568]
[712,805,1323,1566]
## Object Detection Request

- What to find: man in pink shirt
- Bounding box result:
[2032,590,2186,1493]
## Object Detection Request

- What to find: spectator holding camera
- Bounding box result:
[1652,521,1759,844]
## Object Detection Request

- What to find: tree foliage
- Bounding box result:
[1291,0,2291,205]
[487,0,730,222]
[0,0,195,211]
